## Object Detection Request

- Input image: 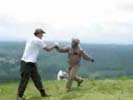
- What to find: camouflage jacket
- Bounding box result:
[56,46,93,66]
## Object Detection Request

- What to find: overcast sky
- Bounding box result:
[0,0,133,44]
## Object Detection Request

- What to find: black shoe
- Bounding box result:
[41,94,51,97]
[40,89,50,97]
[77,80,83,86]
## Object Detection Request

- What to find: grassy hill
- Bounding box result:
[0,42,133,82]
[0,78,133,100]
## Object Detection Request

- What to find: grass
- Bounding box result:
[0,78,133,100]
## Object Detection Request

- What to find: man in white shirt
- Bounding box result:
[17,29,57,100]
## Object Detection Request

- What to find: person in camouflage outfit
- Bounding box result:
[56,38,94,92]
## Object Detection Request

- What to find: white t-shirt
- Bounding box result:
[21,36,47,63]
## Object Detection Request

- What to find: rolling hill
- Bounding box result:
[0,78,133,100]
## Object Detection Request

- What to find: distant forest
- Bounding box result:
[0,41,133,82]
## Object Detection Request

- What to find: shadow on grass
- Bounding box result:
[26,96,43,100]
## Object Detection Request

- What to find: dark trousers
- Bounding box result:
[17,61,46,97]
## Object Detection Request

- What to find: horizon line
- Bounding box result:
[0,40,133,45]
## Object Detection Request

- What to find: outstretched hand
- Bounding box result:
[54,42,60,49]
[91,59,94,62]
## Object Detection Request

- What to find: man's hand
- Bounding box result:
[54,42,60,49]
[43,42,60,52]
[91,59,94,62]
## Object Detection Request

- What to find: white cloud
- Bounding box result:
[0,0,133,44]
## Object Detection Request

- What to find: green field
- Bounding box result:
[0,79,133,100]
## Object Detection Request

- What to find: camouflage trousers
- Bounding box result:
[17,61,46,97]
[66,64,82,90]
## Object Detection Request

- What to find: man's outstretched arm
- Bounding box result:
[81,50,94,62]
[56,47,69,53]
[43,45,57,52]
